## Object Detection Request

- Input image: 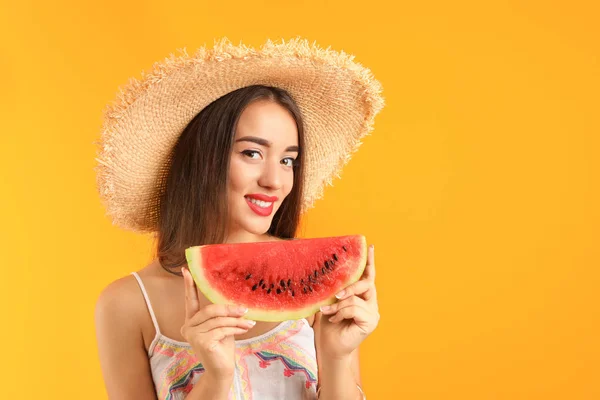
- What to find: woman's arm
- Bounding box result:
[312,245,379,399]
[95,277,158,400]
[313,313,365,399]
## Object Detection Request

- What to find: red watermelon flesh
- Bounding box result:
[185,235,367,321]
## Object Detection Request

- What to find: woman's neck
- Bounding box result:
[224,230,274,244]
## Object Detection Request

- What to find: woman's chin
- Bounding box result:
[249,223,272,235]
[237,218,273,236]
[230,206,280,237]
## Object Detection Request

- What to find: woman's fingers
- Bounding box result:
[181,304,253,342]
[323,294,380,328]
[181,269,254,350]
[328,303,374,327]
[335,279,376,302]
[188,303,249,327]
[182,268,199,319]
[195,316,256,333]
[209,327,251,344]
[320,295,368,316]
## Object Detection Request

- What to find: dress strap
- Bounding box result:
[131,272,161,335]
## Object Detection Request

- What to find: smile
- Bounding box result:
[245,196,274,216]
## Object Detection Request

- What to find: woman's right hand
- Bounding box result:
[181,267,255,381]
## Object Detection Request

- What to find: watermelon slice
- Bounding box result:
[185,235,367,321]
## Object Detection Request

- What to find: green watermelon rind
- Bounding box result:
[185,235,368,322]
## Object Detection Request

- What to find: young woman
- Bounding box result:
[94,38,384,400]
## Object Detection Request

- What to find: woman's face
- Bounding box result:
[227,99,299,240]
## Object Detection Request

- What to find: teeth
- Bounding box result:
[247,197,273,208]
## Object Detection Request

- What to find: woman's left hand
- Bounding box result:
[316,244,380,360]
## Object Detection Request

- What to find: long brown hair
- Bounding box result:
[153,85,306,275]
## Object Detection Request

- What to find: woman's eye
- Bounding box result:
[242,150,261,159]
[282,158,296,167]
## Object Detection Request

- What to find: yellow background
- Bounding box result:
[1,0,599,398]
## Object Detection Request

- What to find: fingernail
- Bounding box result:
[239,307,248,314]
[320,305,331,312]
[335,290,345,299]
[328,316,335,322]
[247,320,256,326]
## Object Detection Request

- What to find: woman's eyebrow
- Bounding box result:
[235,136,299,152]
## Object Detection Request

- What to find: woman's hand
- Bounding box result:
[181,267,255,380]
[316,245,380,360]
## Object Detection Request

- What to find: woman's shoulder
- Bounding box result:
[95,275,141,329]
[94,263,164,398]
[94,262,159,326]
[96,273,138,305]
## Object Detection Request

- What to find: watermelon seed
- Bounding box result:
[314,270,318,278]
[333,254,338,261]
[287,279,291,287]
[280,279,286,288]
[342,246,347,252]
[270,283,275,288]
[291,290,295,297]
[245,274,252,280]
[261,284,267,289]
[303,287,307,294]
[276,288,281,294]
[267,288,272,294]
[251,284,258,291]
[259,279,264,286]
[308,286,313,292]
[322,267,326,275]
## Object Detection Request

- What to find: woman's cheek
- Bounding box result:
[228,157,254,191]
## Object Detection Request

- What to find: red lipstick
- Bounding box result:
[244,194,278,217]
[245,193,279,202]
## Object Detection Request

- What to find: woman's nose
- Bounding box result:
[258,158,283,190]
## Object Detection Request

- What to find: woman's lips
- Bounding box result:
[246,193,279,202]
[245,196,274,217]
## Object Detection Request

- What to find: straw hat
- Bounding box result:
[95,37,384,233]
